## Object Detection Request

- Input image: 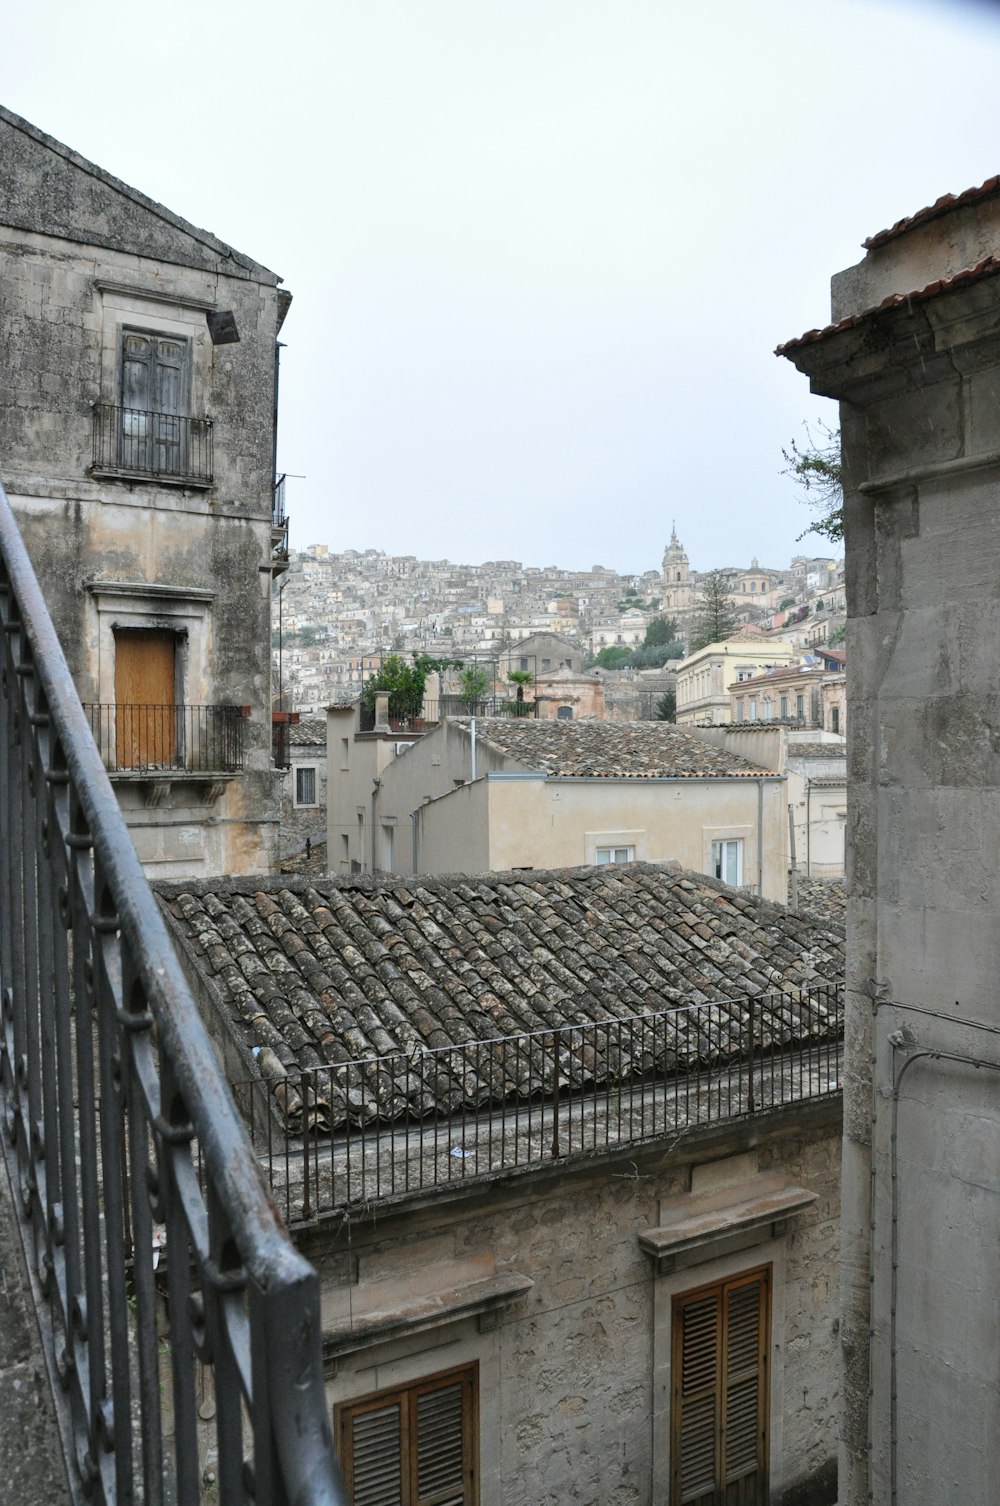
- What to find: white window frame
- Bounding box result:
[711,837,743,886]
[595,845,635,865]
[294,763,319,807]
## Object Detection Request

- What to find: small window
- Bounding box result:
[340,737,350,771]
[542,658,551,670]
[596,846,635,865]
[382,823,395,872]
[711,838,743,886]
[295,766,317,806]
[336,1364,478,1506]
[557,705,573,720]
[780,696,788,719]
[519,657,529,670]
[796,693,805,722]
[831,706,840,734]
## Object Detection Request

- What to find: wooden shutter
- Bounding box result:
[671,1268,770,1506]
[336,1364,477,1506]
[119,328,189,474]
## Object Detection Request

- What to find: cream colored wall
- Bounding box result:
[417,774,787,900]
[675,641,796,726]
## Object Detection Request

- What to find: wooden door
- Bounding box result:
[115,630,177,769]
[671,1267,770,1506]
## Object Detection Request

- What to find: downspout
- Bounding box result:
[371,777,380,873]
[806,777,812,878]
[410,808,419,874]
[756,776,764,896]
[470,717,477,781]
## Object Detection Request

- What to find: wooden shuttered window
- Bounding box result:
[671,1266,770,1506]
[336,1364,478,1506]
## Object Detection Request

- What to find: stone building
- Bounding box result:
[327,710,789,899]
[278,716,328,861]
[158,863,845,1506]
[675,639,797,726]
[0,106,288,876]
[780,175,1000,1506]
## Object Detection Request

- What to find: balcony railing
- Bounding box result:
[238,983,844,1225]
[0,477,346,1503]
[92,401,214,485]
[83,702,246,774]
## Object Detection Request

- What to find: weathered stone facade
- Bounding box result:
[781,178,1000,1506]
[0,105,287,876]
[307,1108,841,1506]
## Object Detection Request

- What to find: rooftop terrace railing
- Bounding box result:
[0,477,347,1505]
[239,983,843,1225]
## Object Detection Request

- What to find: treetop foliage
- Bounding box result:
[782,421,844,543]
[688,572,740,653]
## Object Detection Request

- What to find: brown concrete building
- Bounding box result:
[159,863,845,1506]
[0,106,288,876]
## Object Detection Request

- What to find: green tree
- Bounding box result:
[643,616,679,649]
[592,646,633,670]
[629,642,685,668]
[458,665,490,710]
[782,421,843,542]
[656,688,676,722]
[689,572,740,652]
[362,653,461,721]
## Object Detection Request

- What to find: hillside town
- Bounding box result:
[274,531,845,714]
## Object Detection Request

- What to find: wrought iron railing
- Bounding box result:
[92,402,214,484]
[238,984,843,1224]
[83,702,246,774]
[0,478,346,1504]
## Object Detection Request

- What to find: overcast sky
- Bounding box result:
[4,0,1000,575]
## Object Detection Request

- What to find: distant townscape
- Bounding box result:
[273,527,846,714]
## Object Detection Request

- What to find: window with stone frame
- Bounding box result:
[295,765,318,806]
[335,1363,478,1506]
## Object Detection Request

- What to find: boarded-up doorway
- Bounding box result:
[115,629,178,768]
[671,1266,770,1506]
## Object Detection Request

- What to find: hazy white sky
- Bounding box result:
[4,0,1000,573]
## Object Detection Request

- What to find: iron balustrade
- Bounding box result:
[83,702,246,774]
[0,477,346,1505]
[237,983,844,1225]
[92,401,214,485]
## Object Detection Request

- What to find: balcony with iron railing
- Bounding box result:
[83,702,246,775]
[236,983,844,1226]
[0,475,346,1503]
[91,401,214,486]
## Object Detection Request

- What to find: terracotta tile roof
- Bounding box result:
[793,877,846,929]
[786,742,846,761]
[157,866,844,1123]
[862,176,1000,252]
[457,717,779,778]
[289,717,327,748]
[775,254,1000,356]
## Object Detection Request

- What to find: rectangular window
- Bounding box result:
[795,694,805,722]
[336,1364,478,1506]
[596,846,635,865]
[340,737,350,771]
[779,697,788,719]
[383,823,395,872]
[671,1267,770,1506]
[119,328,191,475]
[711,839,743,887]
[295,766,317,806]
[831,706,840,734]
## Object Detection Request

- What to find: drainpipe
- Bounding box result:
[756,776,764,896]
[470,717,477,781]
[806,778,812,878]
[410,808,419,873]
[371,777,380,873]
[787,802,799,912]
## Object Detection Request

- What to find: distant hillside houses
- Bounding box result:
[272,537,844,715]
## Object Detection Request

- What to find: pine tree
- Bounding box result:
[689,572,740,652]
